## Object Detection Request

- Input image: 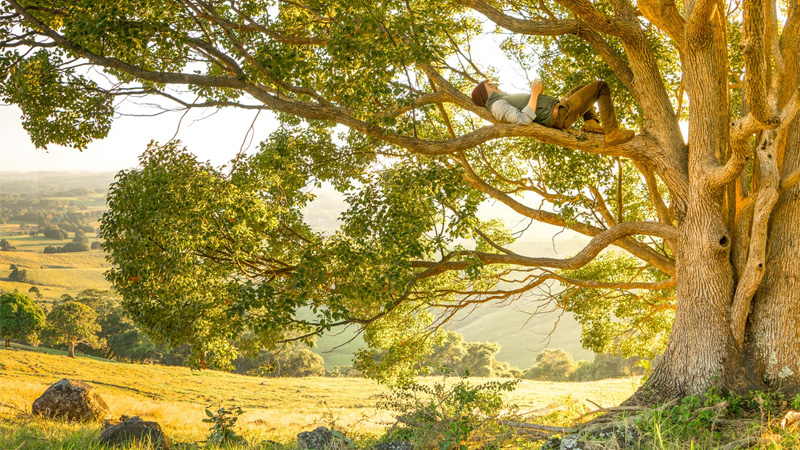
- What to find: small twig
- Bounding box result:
[586,398,603,409]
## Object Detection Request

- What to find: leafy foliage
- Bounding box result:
[558,254,674,359]
[523,349,576,381]
[376,375,519,450]
[419,331,519,378]
[0,51,113,149]
[44,301,102,356]
[203,405,246,446]
[7,264,30,283]
[0,292,45,345]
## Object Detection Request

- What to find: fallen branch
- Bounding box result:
[575,405,647,422]
[719,435,772,450]
[497,419,574,434]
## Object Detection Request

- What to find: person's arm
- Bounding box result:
[528,79,543,111]
[490,99,536,125]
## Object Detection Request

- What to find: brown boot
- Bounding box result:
[581,119,605,134]
[605,128,635,145]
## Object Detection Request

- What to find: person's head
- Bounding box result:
[471,79,501,107]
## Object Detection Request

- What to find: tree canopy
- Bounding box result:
[0,292,45,347]
[45,300,102,358]
[3,0,800,401]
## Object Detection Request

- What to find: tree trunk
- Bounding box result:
[4,337,9,347]
[630,16,758,402]
[633,198,746,402]
[68,342,75,358]
[748,121,800,391]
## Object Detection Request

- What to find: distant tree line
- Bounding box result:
[0,288,644,381]
[414,331,645,382]
[43,230,91,253]
[0,289,332,376]
[0,193,101,232]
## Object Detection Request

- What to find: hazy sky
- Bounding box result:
[1,101,278,173]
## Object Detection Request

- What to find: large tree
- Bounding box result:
[0,292,45,347]
[46,300,102,358]
[2,0,799,401]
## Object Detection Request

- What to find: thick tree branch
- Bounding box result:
[730,132,780,346]
[710,92,800,189]
[686,0,721,45]
[10,0,655,161]
[742,0,772,123]
[637,0,686,51]
[411,221,677,276]
[460,160,677,275]
[553,0,634,38]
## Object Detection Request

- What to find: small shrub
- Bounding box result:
[203,404,246,446]
[376,374,519,450]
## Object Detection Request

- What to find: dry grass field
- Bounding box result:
[0,345,639,446]
[0,230,111,301]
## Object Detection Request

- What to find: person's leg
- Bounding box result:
[560,80,634,144]
[561,80,618,130]
[562,84,599,123]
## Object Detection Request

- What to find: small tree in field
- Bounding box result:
[0,292,45,347]
[523,349,577,381]
[28,286,42,299]
[7,264,29,283]
[0,239,14,251]
[46,301,101,357]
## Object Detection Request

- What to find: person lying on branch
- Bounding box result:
[471,79,636,146]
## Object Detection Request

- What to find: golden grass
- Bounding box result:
[0,345,639,442]
[0,248,107,270]
[0,234,111,299]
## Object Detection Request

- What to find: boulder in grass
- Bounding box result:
[31,378,111,422]
[99,416,171,449]
[298,426,333,449]
[372,441,413,450]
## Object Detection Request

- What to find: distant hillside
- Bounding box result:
[0,171,117,194]
[315,236,594,370]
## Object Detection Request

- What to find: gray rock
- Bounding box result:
[98,416,170,449]
[540,436,561,450]
[557,422,640,450]
[298,426,333,449]
[31,378,111,422]
[372,441,413,450]
[559,434,584,450]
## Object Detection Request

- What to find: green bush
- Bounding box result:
[376,375,519,450]
[523,349,575,381]
[203,404,246,446]
[418,331,519,378]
